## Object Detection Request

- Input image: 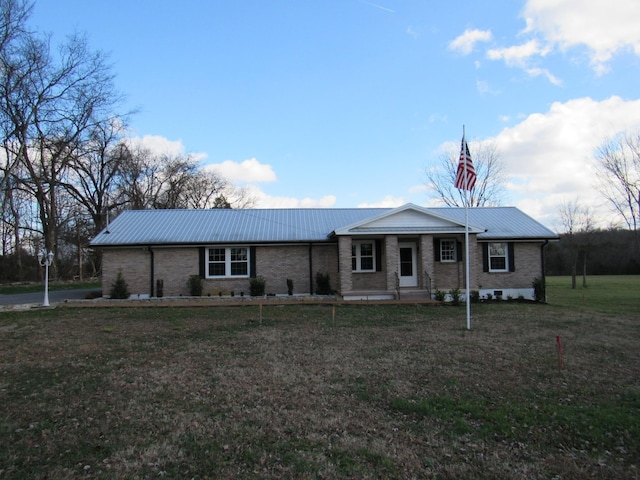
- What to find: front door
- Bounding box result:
[398,242,418,287]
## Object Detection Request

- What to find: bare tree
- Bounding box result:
[61,119,130,233]
[0,4,122,273]
[558,199,594,289]
[425,140,506,207]
[595,130,640,250]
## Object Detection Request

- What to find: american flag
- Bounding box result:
[454,137,476,191]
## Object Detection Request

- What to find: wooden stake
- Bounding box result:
[556,336,563,371]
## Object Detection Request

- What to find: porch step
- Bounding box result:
[397,289,431,300]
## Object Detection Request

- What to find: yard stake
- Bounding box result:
[556,335,563,371]
[259,300,263,324]
[332,305,336,324]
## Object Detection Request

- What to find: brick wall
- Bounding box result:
[102,248,151,296]
[338,237,352,293]
[154,248,199,296]
[476,242,543,291]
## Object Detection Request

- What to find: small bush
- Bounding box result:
[249,276,266,296]
[187,275,203,296]
[449,287,461,306]
[470,290,480,303]
[532,277,546,302]
[110,271,130,299]
[286,278,294,295]
[434,289,446,302]
[315,272,332,295]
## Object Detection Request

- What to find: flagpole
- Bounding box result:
[463,125,471,330]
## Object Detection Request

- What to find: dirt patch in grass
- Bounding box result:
[1,303,639,479]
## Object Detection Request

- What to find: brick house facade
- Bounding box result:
[92,204,557,301]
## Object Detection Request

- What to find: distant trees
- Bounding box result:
[425,140,506,207]
[545,228,640,276]
[558,200,594,288]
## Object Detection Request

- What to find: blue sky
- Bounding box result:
[31,0,640,229]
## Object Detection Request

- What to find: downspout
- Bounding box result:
[308,243,313,294]
[149,246,154,297]
[541,239,549,301]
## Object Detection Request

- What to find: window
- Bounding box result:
[440,239,457,262]
[352,241,375,272]
[488,242,508,272]
[206,247,249,278]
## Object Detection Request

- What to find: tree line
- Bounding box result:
[0,0,250,282]
[545,228,640,278]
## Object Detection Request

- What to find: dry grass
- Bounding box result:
[1,302,639,479]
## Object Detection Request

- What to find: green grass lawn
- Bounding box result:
[546,275,640,315]
[0,277,639,479]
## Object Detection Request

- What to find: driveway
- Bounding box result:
[0,289,97,307]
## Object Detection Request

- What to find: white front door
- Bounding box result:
[398,242,418,287]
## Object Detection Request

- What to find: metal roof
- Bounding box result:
[90,205,558,247]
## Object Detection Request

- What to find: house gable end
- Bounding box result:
[334,203,483,236]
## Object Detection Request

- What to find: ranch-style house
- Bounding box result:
[90,203,558,301]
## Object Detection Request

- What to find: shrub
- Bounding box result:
[470,290,480,303]
[187,275,203,296]
[434,289,446,302]
[532,276,546,302]
[315,272,332,295]
[286,278,294,295]
[449,287,461,306]
[249,276,266,296]
[110,271,130,299]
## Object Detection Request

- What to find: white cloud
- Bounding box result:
[205,157,277,184]
[523,0,640,71]
[243,185,336,208]
[449,29,492,55]
[357,195,406,208]
[125,135,207,161]
[489,96,640,226]
[476,80,500,95]
[487,39,550,67]
[525,67,562,86]
[406,26,420,40]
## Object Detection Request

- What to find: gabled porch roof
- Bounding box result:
[332,203,485,236]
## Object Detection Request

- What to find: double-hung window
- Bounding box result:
[207,247,249,278]
[440,239,457,262]
[488,242,508,272]
[352,241,375,272]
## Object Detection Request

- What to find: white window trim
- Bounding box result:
[440,239,457,263]
[206,246,250,278]
[352,240,376,272]
[488,242,509,272]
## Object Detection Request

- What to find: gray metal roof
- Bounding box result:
[90,205,557,247]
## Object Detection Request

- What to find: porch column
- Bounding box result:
[420,235,434,293]
[385,235,398,291]
[338,236,352,294]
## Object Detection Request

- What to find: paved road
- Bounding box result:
[0,289,97,307]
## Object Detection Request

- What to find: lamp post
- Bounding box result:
[39,250,54,307]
